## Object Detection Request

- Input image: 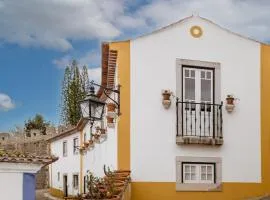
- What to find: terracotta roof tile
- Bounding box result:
[0,149,58,165]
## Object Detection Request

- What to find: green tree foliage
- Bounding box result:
[60,60,89,126]
[24,114,50,136]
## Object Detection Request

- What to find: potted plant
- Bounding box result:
[162,90,172,109]
[107,103,116,112]
[225,94,236,113]
[226,94,235,105]
[88,139,95,148]
[162,90,171,100]
[107,116,115,128]
[84,140,90,148]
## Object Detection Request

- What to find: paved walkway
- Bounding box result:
[36,190,62,200]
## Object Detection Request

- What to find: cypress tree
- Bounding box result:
[60,60,89,126]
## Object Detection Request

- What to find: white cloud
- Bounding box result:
[88,67,101,85]
[1,0,270,51]
[53,50,100,68]
[135,0,270,42]
[0,93,15,111]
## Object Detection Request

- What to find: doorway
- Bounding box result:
[63,175,68,197]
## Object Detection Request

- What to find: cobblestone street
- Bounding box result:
[36,190,49,200]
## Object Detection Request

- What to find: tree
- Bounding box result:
[24,114,50,136]
[60,60,89,126]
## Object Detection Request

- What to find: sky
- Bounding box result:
[1,0,270,131]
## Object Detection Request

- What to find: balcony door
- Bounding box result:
[182,66,214,137]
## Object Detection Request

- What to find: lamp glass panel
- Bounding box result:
[80,101,89,118]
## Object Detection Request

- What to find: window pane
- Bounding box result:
[185,173,190,180]
[191,173,196,180]
[207,174,213,181]
[191,166,196,173]
[201,71,205,79]
[207,166,213,174]
[201,173,206,180]
[207,71,211,79]
[191,70,195,78]
[184,165,190,172]
[201,79,211,102]
[185,78,195,100]
[185,69,189,77]
[201,166,206,173]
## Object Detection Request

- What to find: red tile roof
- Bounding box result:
[0,149,58,165]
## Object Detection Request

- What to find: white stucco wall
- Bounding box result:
[50,132,81,196]
[130,16,261,182]
[0,163,41,200]
[0,172,23,200]
[83,121,118,178]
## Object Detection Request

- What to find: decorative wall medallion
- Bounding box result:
[190,26,203,38]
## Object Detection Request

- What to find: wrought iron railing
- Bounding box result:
[176,99,223,139]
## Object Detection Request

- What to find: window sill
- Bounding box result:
[176,136,223,146]
[176,183,222,192]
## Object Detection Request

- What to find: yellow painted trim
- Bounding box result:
[109,41,131,170]
[49,187,64,198]
[261,44,270,191]
[190,25,203,38]
[131,182,267,200]
[80,129,83,194]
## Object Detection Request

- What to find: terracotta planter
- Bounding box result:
[226,97,234,105]
[107,103,116,112]
[162,93,171,100]
[84,142,89,148]
[107,116,114,123]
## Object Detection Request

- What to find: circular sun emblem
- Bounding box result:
[190,26,203,38]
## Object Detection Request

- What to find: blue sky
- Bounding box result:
[1,0,270,131]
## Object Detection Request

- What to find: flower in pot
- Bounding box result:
[107,103,117,118]
[88,139,95,148]
[162,90,171,100]
[84,141,90,148]
[162,90,172,109]
[107,116,115,128]
[225,94,235,113]
[226,94,235,105]
[107,103,116,112]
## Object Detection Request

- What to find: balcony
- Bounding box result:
[176,101,223,145]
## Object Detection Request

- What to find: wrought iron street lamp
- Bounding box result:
[79,85,106,121]
[79,81,120,122]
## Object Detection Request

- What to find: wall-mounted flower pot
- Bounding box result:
[107,116,115,128]
[84,141,90,148]
[162,90,172,109]
[225,95,235,113]
[93,134,100,143]
[107,103,117,118]
[88,139,95,148]
[100,128,107,138]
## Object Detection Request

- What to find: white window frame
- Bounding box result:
[182,163,214,184]
[73,137,79,155]
[176,156,222,191]
[63,141,67,157]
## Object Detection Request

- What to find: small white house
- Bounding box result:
[48,126,82,197]
[0,149,56,200]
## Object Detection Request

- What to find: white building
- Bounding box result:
[49,15,270,199]
[0,149,56,200]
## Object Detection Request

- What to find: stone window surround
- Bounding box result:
[176,58,221,104]
[176,156,222,191]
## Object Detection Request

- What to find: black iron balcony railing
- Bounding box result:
[176,100,223,139]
